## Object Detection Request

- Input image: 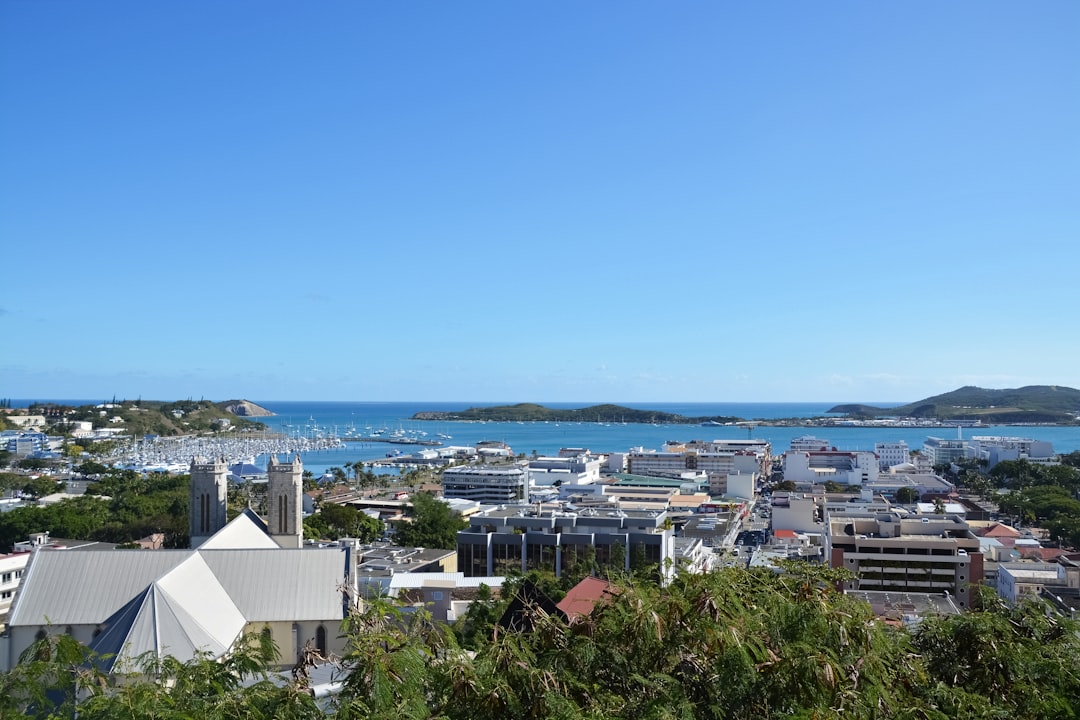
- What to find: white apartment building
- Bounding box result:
[783,450,878,486]
[710,472,756,500]
[0,552,30,628]
[966,436,1056,468]
[527,454,603,487]
[442,465,528,505]
[874,441,910,470]
[628,447,735,477]
[684,439,772,476]
[770,493,820,534]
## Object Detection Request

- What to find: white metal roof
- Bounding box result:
[89,554,247,671]
[200,548,347,621]
[9,549,347,629]
[8,550,190,626]
[199,509,278,550]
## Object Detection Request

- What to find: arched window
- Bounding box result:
[316,625,327,655]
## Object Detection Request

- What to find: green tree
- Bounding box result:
[315,502,383,541]
[894,486,919,504]
[391,492,467,549]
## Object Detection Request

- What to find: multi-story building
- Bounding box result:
[923,437,967,466]
[709,472,756,500]
[783,450,878,486]
[457,504,674,582]
[683,440,772,477]
[527,453,603,487]
[874,441,910,470]
[0,552,30,629]
[442,464,528,505]
[997,562,1064,605]
[966,436,1056,468]
[627,447,735,477]
[826,512,983,609]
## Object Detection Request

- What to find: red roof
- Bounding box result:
[979,523,1021,538]
[1018,547,1067,562]
[773,529,798,539]
[556,577,615,620]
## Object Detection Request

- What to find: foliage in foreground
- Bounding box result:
[3,567,1079,719]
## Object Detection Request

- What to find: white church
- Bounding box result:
[2,455,353,673]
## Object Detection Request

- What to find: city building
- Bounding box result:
[997,562,1064,605]
[923,437,967,466]
[627,447,736,477]
[710,472,756,500]
[527,453,603,487]
[441,464,528,505]
[0,552,29,630]
[783,450,878,486]
[826,512,983,609]
[965,436,1056,468]
[874,441,910,470]
[456,504,674,582]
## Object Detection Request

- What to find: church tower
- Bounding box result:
[189,456,228,547]
[267,454,303,548]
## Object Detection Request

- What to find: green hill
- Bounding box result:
[412,403,741,425]
[38,399,270,436]
[828,385,1080,423]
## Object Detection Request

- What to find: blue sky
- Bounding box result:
[2,1,1078,404]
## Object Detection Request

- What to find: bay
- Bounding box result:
[251,401,1080,476]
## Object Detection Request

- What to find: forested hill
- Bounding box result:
[411,403,742,425]
[828,385,1080,424]
[29,399,270,436]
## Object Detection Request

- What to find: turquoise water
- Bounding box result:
[250,401,1080,476]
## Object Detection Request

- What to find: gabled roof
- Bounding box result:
[556,577,614,621]
[199,508,277,550]
[978,523,1021,538]
[498,580,565,633]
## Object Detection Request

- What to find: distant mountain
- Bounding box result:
[411,403,742,425]
[828,385,1080,424]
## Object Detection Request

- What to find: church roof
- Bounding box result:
[88,553,248,672]
[9,550,191,627]
[7,512,350,667]
[198,508,276,550]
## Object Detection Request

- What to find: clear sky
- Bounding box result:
[2,1,1078,404]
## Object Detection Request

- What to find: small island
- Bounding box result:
[411,403,742,425]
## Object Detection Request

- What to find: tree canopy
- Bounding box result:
[391,491,468,549]
[4,566,1080,719]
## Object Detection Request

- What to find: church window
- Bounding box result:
[316,625,327,655]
